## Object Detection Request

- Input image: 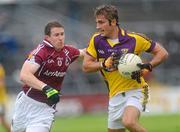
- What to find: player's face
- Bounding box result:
[46,27,65,51]
[96,15,114,38]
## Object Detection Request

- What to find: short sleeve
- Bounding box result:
[26,45,44,66]
[66,46,80,63]
[133,33,156,54]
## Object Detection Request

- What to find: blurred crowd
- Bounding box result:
[0,0,180,95]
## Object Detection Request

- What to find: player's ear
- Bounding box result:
[45,35,50,40]
[111,19,117,26]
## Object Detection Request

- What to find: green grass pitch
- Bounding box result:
[51,113,180,132]
[1,113,179,132]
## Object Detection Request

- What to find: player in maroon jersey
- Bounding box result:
[11,21,85,132]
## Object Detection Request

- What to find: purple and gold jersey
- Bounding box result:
[23,39,80,103]
[87,29,156,98]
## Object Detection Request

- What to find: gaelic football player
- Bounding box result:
[11,21,85,132]
[83,5,168,132]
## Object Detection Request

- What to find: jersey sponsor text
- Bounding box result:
[43,70,66,77]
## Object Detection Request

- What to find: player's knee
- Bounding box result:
[122,117,136,129]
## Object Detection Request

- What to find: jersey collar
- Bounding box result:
[43,39,53,48]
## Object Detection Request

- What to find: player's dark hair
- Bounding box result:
[44,21,64,36]
[94,5,119,26]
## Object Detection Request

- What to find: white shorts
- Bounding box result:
[108,88,149,129]
[11,92,56,132]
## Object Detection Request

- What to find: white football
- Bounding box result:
[118,53,142,79]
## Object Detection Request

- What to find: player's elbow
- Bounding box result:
[19,73,25,83]
[163,50,169,60]
[162,49,169,61]
[19,71,28,84]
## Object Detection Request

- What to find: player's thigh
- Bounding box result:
[26,126,49,132]
[11,92,26,132]
[122,105,140,123]
[122,89,144,121]
[108,93,127,130]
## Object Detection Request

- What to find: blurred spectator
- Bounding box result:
[0,63,10,132]
[0,12,9,31]
[0,33,18,54]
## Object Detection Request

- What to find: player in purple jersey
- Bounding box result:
[83,5,168,132]
[11,21,85,132]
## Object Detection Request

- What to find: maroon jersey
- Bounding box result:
[23,39,80,104]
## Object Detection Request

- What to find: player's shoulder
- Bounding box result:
[90,32,106,45]
[64,45,79,53]
[30,44,45,55]
[92,32,101,37]
[63,45,80,59]
[27,43,49,60]
[64,45,78,50]
[90,32,102,40]
[127,31,152,42]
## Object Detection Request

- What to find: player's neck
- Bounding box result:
[108,26,119,39]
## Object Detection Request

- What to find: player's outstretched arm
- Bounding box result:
[79,48,86,58]
[83,52,119,72]
[82,53,102,72]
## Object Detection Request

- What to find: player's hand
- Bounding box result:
[112,52,121,68]
[137,63,152,72]
[132,63,152,83]
[42,85,60,105]
[131,70,141,83]
[102,52,121,72]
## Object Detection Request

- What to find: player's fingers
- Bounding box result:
[137,63,143,69]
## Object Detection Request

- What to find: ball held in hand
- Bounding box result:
[118,53,142,79]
